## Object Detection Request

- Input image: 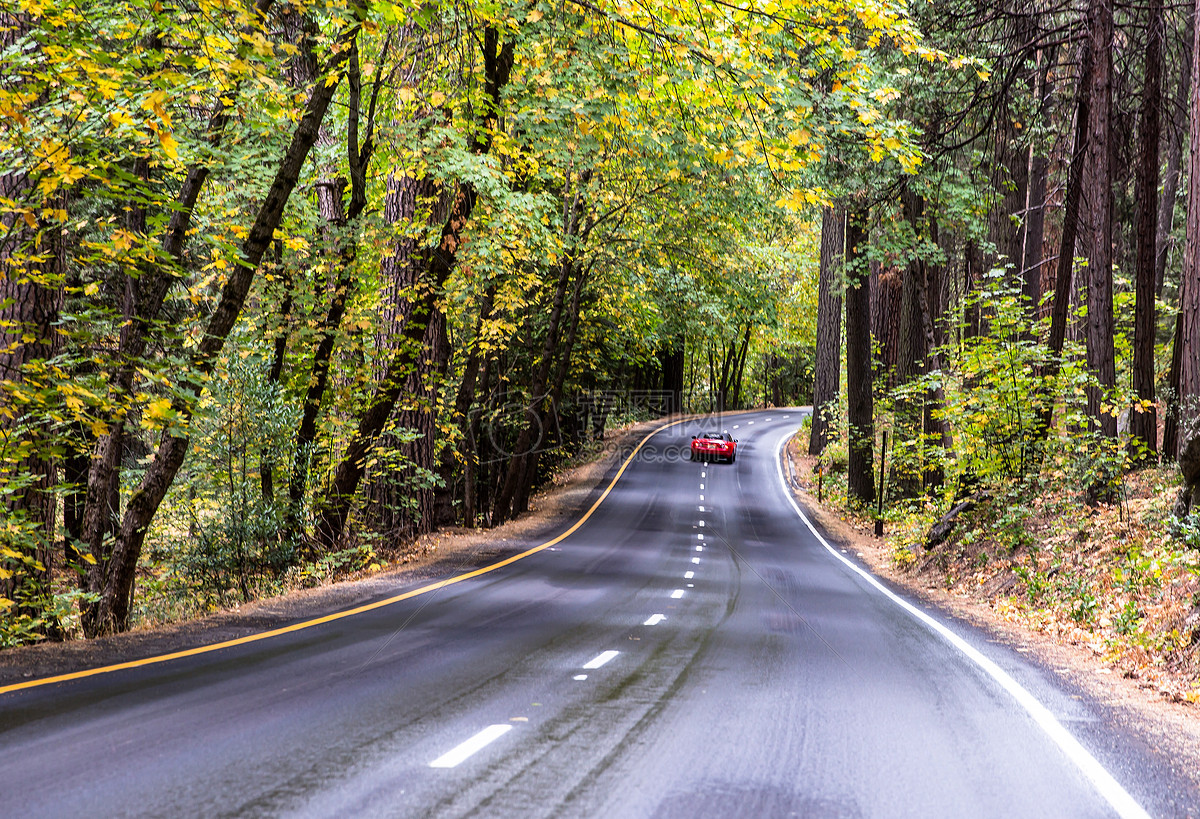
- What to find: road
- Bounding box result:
[0,411,1194,817]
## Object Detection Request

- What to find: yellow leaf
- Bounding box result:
[158,131,179,159]
[145,397,175,422]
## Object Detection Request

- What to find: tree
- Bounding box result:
[1130,0,1164,462]
[810,207,844,456]
[1082,0,1117,439]
[1177,0,1200,468]
[845,207,875,504]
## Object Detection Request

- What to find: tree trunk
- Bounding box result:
[810,206,844,455]
[660,337,685,414]
[990,17,1034,284]
[872,263,902,387]
[1043,41,1093,434]
[361,171,446,541]
[964,239,985,340]
[0,173,63,614]
[260,240,289,504]
[894,190,933,497]
[1156,14,1194,299]
[1130,0,1164,463]
[1176,1,1200,460]
[1165,306,1186,459]
[845,207,875,504]
[1083,0,1117,438]
[920,213,952,483]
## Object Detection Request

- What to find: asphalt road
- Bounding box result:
[1,411,1195,817]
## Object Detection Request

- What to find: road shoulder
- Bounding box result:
[780,432,1200,797]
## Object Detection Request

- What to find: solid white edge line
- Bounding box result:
[582,650,620,670]
[773,434,1150,819]
[429,724,513,768]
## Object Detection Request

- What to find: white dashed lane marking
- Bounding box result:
[644,614,666,626]
[582,650,620,670]
[685,571,694,579]
[692,557,700,564]
[671,589,685,599]
[429,725,513,768]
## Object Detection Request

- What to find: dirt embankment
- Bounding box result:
[782,434,1200,793]
[0,419,668,687]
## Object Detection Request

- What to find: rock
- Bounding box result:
[1176,433,1200,523]
[1179,433,1200,484]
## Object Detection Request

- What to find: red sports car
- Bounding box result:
[690,431,737,463]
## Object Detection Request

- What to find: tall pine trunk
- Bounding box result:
[1043,41,1093,436]
[1176,1,1200,463]
[810,207,844,455]
[1130,0,1164,462]
[1083,0,1118,438]
[845,207,875,504]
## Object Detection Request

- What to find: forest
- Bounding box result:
[0,0,1198,645]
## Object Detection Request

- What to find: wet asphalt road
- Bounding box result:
[1,411,1195,817]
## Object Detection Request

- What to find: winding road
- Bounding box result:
[1,412,1195,817]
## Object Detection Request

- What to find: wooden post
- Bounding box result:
[875,431,888,537]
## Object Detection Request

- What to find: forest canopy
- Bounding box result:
[2,0,1198,643]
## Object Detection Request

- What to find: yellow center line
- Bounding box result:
[0,419,688,697]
